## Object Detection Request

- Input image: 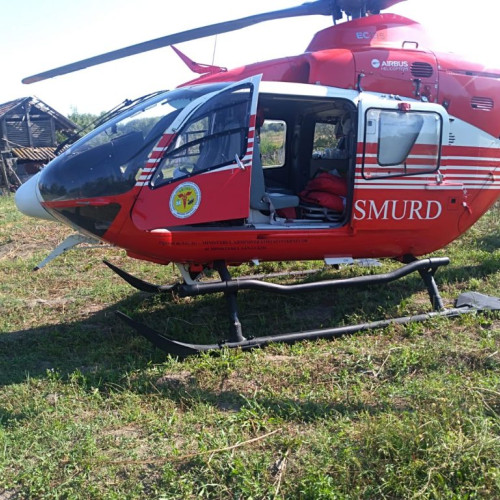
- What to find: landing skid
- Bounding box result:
[103,260,177,293]
[106,258,500,356]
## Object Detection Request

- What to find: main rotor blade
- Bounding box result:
[23,0,335,84]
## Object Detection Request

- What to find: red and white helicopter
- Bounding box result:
[16,0,500,355]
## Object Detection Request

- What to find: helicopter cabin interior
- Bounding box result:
[250,92,356,227]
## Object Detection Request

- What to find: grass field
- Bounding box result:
[0,195,499,499]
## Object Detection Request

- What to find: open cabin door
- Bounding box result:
[131,76,261,230]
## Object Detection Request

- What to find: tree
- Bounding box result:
[56,109,104,146]
[67,108,101,131]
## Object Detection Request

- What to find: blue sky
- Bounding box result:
[1,0,497,115]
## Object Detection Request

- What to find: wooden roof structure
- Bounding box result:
[0,96,77,191]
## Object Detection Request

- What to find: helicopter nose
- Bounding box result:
[15,172,57,221]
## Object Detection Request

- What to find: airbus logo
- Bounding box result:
[371,59,410,72]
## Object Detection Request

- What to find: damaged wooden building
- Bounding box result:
[0,96,76,191]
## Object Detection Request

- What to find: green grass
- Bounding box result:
[1,195,499,499]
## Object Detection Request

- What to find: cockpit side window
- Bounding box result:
[151,85,252,187]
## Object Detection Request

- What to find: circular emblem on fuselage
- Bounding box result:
[169,182,201,219]
[371,58,381,69]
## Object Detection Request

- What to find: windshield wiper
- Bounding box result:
[55,90,167,154]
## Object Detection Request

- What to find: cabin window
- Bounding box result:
[151,85,252,186]
[312,122,340,159]
[362,108,442,179]
[260,119,286,169]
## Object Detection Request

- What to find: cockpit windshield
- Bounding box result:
[38,83,228,202]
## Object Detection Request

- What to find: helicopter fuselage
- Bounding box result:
[16,14,500,269]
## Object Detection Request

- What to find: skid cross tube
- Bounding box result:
[214,260,245,343]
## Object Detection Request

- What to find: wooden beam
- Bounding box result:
[0,153,11,191]
[25,103,34,147]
